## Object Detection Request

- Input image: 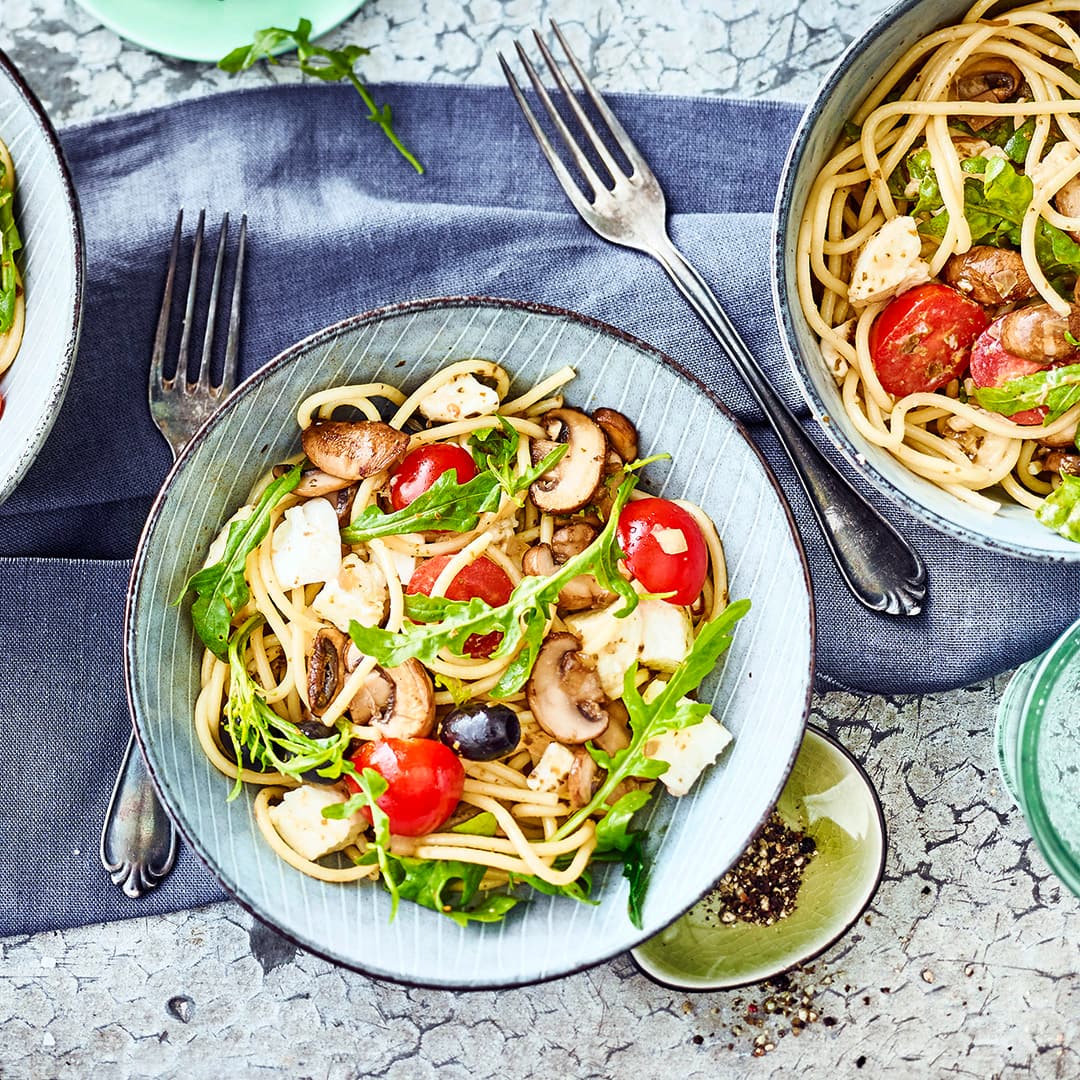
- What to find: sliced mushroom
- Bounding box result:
[301,420,409,481]
[332,484,358,528]
[953,57,1022,131]
[521,541,615,612]
[525,632,612,744]
[349,658,436,739]
[1056,176,1080,242]
[593,699,631,756]
[550,523,598,561]
[592,408,639,462]
[568,749,597,811]
[942,246,1036,306]
[1041,450,1080,476]
[999,304,1080,363]
[529,408,607,513]
[308,627,350,717]
[274,463,355,498]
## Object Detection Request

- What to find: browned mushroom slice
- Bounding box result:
[953,57,1022,131]
[999,304,1080,363]
[593,699,631,756]
[350,658,436,739]
[529,408,607,513]
[942,247,1036,306]
[550,522,598,561]
[273,463,355,498]
[308,627,350,717]
[301,420,409,481]
[520,541,614,612]
[592,408,639,462]
[1041,450,1080,476]
[525,632,612,744]
[568,748,598,810]
[1057,177,1080,243]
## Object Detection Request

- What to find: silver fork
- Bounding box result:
[501,25,927,617]
[100,208,248,897]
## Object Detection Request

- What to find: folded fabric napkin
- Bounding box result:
[3,82,1077,936]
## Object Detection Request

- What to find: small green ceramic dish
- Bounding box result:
[631,726,886,991]
[72,0,365,63]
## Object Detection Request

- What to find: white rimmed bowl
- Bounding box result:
[126,297,815,989]
[772,0,1079,561]
[0,50,84,508]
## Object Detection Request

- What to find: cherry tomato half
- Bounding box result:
[869,283,989,397]
[347,737,465,837]
[970,316,1053,426]
[407,554,514,658]
[616,498,708,606]
[389,444,478,511]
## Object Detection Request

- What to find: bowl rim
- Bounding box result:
[769,0,1079,564]
[0,48,86,509]
[124,293,817,990]
[627,723,889,992]
[1017,616,1080,896]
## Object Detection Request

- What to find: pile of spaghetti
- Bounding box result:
[0,135,25,408]
[181,360,747,926]
[798,0,1080,540]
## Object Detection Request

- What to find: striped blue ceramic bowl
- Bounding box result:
[126,297,814,988]
[0,50,84,507]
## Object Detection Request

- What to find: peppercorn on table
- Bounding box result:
[2,0,1078,1076]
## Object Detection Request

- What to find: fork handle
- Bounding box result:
[100,729,179,897]
[649,236,927,616]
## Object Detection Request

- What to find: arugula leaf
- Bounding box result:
[0,166,23,335]
[468,418,569,499]
[450,811,500,836]
[549,600,751,924]
[218,17,423,174]
[222,616,356,798]
[1036,474,1080,543]
[382,853,522,926]
[178,465,302,658]
[507,867,596,905]
[974,361,1080,423]
[341,468,502,543]
[347,470,643,696]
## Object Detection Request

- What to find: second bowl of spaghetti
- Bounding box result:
[774,0,1080,560]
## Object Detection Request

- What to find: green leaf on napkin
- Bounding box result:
[217,18,423,174]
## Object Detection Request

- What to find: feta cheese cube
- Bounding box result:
[526,741,576,794]
[267,784,367,861]
[312,553,387,632]
[847,216,931,307]
[418,373,500,422]
[643,701,732,798]
[637,599,694,673]
[271,498,342,590]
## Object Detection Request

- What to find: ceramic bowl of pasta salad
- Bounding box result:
[126,297,814,988]
[0,50,84,507]
[774,0,1080,560]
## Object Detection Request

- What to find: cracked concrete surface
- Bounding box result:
[1,1,1078,1076]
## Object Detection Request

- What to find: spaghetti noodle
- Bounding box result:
[798,0,1080,526]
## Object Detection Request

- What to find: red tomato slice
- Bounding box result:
[347,737,464,837]
[869,283,989,397]
[970,316,1052,426]
[615,498,708,606]
[407,554,514,658]
[389,444,478,511]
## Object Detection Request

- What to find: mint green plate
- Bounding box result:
[73,0,365,62]
[631,726,886,990]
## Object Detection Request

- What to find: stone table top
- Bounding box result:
[1,1,1077,1077]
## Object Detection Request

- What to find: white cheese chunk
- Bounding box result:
[270,498,342,590]
[384,547,417,588]
[653,526,688,555]
[564,599,694,698]
[641,683,732,797]
[203,504,255,567]
[847,216,931,307]
[267,784,367,861]
[418,373,500,422]
[526,741,576,793]
[312,553,387,632]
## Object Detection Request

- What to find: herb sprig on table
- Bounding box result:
[218,18,423,174]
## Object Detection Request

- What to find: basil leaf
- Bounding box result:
[218,18,423,173]
[341,468,502,543]
[179,465,301,659]
[1037,474,1080,543]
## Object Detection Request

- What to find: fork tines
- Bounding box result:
[152,208,248,397]
[499,22,657,211]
